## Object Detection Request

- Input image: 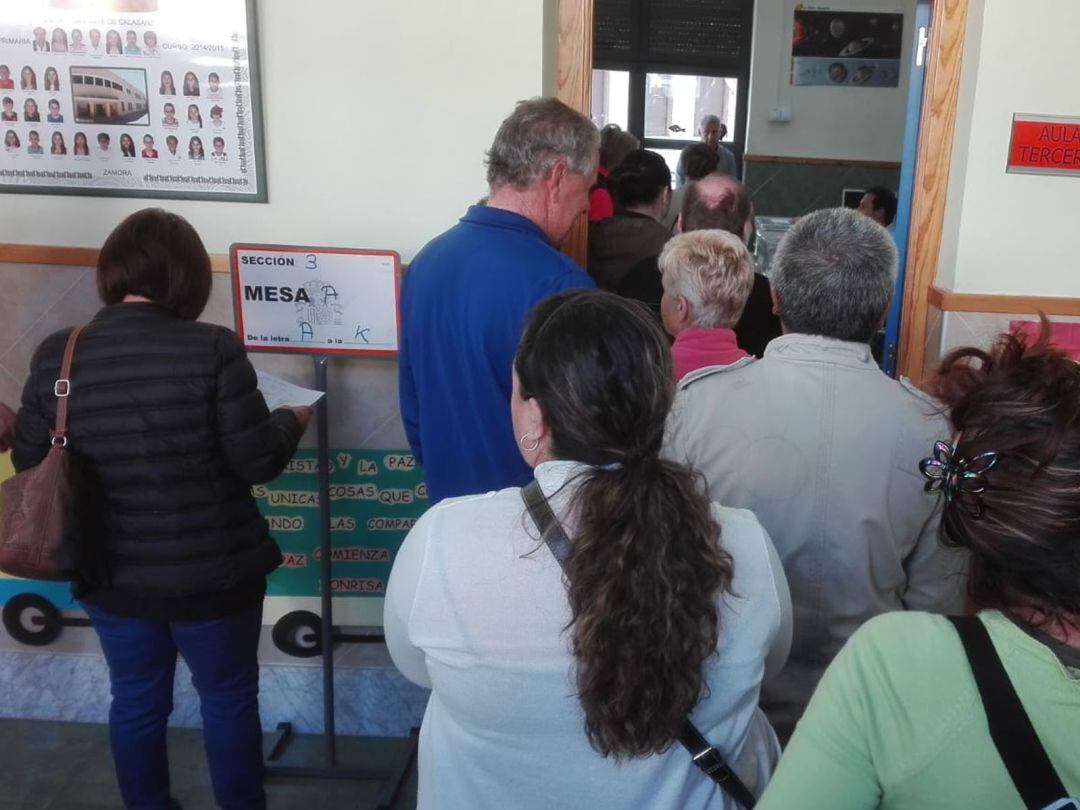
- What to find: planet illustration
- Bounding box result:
[829,18,846,38]
[852,65,876,85]
[839,36,875,57]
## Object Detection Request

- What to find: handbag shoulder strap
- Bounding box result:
[521,479,758,809]
[50,326,83,446]
[948,615,1070,810]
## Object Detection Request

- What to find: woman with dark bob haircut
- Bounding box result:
[12,208,312,810]
[386,289,792,810]
[758,324,1080,810]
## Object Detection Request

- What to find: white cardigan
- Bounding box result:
[385,460,792,810]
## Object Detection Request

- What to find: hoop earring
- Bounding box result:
[519,433,539,453]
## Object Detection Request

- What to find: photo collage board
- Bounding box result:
[0,0,265,201]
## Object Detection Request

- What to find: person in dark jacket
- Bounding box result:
[12,208,311,810]
[587,149,672,296]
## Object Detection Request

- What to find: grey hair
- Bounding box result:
[699,114,720,132]
[772,207,897,343]
[486,97,600,190]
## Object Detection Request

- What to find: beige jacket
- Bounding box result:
[664,334,968,742]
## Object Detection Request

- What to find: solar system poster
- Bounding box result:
[791,7,904,88]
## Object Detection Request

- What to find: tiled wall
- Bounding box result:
[0,629,427,735]
[920,308,1073,382]
[744,160,901,218]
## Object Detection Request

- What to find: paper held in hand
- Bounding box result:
[256,370,325,412]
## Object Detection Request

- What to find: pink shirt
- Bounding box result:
[671,327,749,380]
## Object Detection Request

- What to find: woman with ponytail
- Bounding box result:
[386,289,791,810]
[587,148,673,294]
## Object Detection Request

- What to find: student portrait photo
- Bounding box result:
[143,30,159,55]
[187,103,202,127]
[165,133,179,156]
[188,135,204,159]
[70,29,86,52]
[106,30,123,55]
[207,72,221,95]
[0,64,13,90]
[141,133,158,158]
[124,31,141,55]
[4,129,20,151]
[51,131,66,154]
[46,98,63,123]
[27,130,43,154]
[211,136,226,160]
[159,70,176,95]
[23,98,41,122]
[97,131,110,152]
[1,97,15,122]
[51,28,69,53]
[32,27,50,52]
[162,102,178,126]
[210,104,223,127]
[88,28,103,53]
[44,67,60,92]
[73,130,90,155]
[21,65,37,90]
[119,132,136,157]
[182,71,199,96]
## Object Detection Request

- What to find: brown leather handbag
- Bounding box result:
[0,327,82,580]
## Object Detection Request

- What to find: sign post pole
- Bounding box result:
[314,353,337,767]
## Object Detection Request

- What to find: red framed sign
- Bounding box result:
[1007,114,1080,177]
[230,243,400,356]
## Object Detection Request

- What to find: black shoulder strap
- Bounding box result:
[948,615,1070,810]
[521,480,758,809]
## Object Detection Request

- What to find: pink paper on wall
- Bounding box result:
[1010,320,1080,360]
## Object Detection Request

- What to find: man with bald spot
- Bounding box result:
[679,174,781,356]
[620,173,781,356]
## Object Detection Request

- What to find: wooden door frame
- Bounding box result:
[554,0,970,386]
[895,0,968,384]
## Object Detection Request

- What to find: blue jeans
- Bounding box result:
[82,602,266,810]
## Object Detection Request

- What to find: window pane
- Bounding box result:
[591,69,630,130]
[644,73,738,141]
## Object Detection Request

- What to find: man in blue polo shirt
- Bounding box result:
[399,97,598,503]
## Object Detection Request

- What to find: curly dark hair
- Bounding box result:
[515,289,734,758]
[932,318,1080,629]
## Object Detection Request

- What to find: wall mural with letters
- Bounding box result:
[257,449,427,599]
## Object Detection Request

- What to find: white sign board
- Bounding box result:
[231,244,399,356]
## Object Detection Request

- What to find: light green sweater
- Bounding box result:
[757,610,1080,809]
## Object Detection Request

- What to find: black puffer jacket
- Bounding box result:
[12,303,302,620]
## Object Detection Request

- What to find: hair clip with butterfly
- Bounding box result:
[918,440,999,518]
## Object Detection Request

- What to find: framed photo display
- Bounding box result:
[0,0,266,202]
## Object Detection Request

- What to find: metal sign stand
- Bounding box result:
[262,356,418,809]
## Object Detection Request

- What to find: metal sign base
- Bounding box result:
[262,355,419,807]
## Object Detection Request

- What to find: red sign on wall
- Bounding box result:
[1007,114,1080,176]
